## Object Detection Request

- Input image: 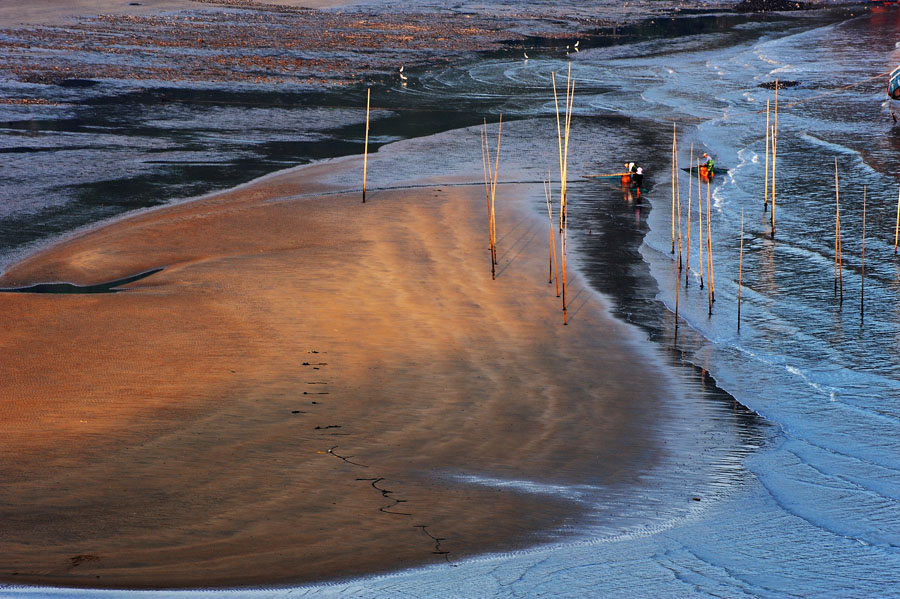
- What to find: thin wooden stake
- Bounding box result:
[490,115,503,277]
[894,182,900,255]
[764,98,770,213]
[738,208,744,332]
[672,122,677,254]
[771,83,778,236]
[362,87,370,203]
[707,177,715,303]
[686,143,693,288]
[707,178,713,315]
[698,159,705,290]
[862,185,866,320]
[834,157,843,304]
[676,126,682,271]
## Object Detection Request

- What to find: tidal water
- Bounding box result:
[4,3,900,597]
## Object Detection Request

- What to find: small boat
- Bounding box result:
[889,65,900,100]
[681,165,729,179]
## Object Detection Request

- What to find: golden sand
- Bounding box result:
[0,157,670,588]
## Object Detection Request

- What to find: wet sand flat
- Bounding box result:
[0,156,671,589]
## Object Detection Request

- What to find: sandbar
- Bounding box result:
[0,151,671,589]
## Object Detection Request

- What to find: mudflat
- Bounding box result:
[0,155,670,588]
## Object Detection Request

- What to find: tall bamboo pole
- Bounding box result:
[698,159,705,290]
[552,72,564,232]
[490,115,503,277]
[706,178,713,315]
[362,87,370,203]
[834,157,843,304]
[771,84,778,236]
[686,143,693,288]
[481,121,495,278]
[563,69,575,227]
[562,193,568,325]
[671,126,676,254]
[707,177,715,303]
[764,98,770,212]
[738,208,744,332]
[862,185,866,320]
[676,127,682,271]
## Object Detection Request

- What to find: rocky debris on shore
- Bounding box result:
[734,0,813,12]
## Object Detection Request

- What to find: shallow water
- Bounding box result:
[4,3,900,597]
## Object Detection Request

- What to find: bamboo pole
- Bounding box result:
[674,245,680,342]
[481,121,495,278]
[686,148,693,288]
[894,182,900,254]
[545,175,560,297]
[764,98,769,213]
[671,127,676,253]
[552,72,564,232]
[771,83,778,236]
[862,185,866,320]
[676,127,682,271]
[562,190,568,325]
[738,208,744,332]
[834,157,843,304]
[481,120,493,265]
[698,159,705,290]
[563,68,575,228]
[490,115,503,277]
[707,177,715,303]
[362,87,370,203]
[707,178,713,315]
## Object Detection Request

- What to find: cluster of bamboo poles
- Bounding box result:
[545,66,574,325]
[670,123,717,334]
[481,116,503,280]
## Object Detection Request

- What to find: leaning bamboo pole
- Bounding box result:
[771,83,778,236]
[764,98,769,213]
[834,157,843,303]
[706,178,713,315]
[686,143,693,288]
[481,120,493,265]
[738,208,744,332]
[698,159,705,290]
[362,87,370,203]
[563,69,575,228]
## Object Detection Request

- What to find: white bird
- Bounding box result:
[574,40,579,47]
[574,40,579,52]
[399,65,404,72]
[399,65,407,81]
[524,51,529,59]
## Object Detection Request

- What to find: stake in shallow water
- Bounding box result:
[771,83,778,237]
[362,87,370,203]
[765,98,770,213]
[552,66,574,324]
[672,123,676,255]
[862,185,866,321]
[738,208,744,332]
[834,157,843,305]
[686,143,693,289]
[698,158,705,291]
[707,178,713,315]
[676,126,682,272]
